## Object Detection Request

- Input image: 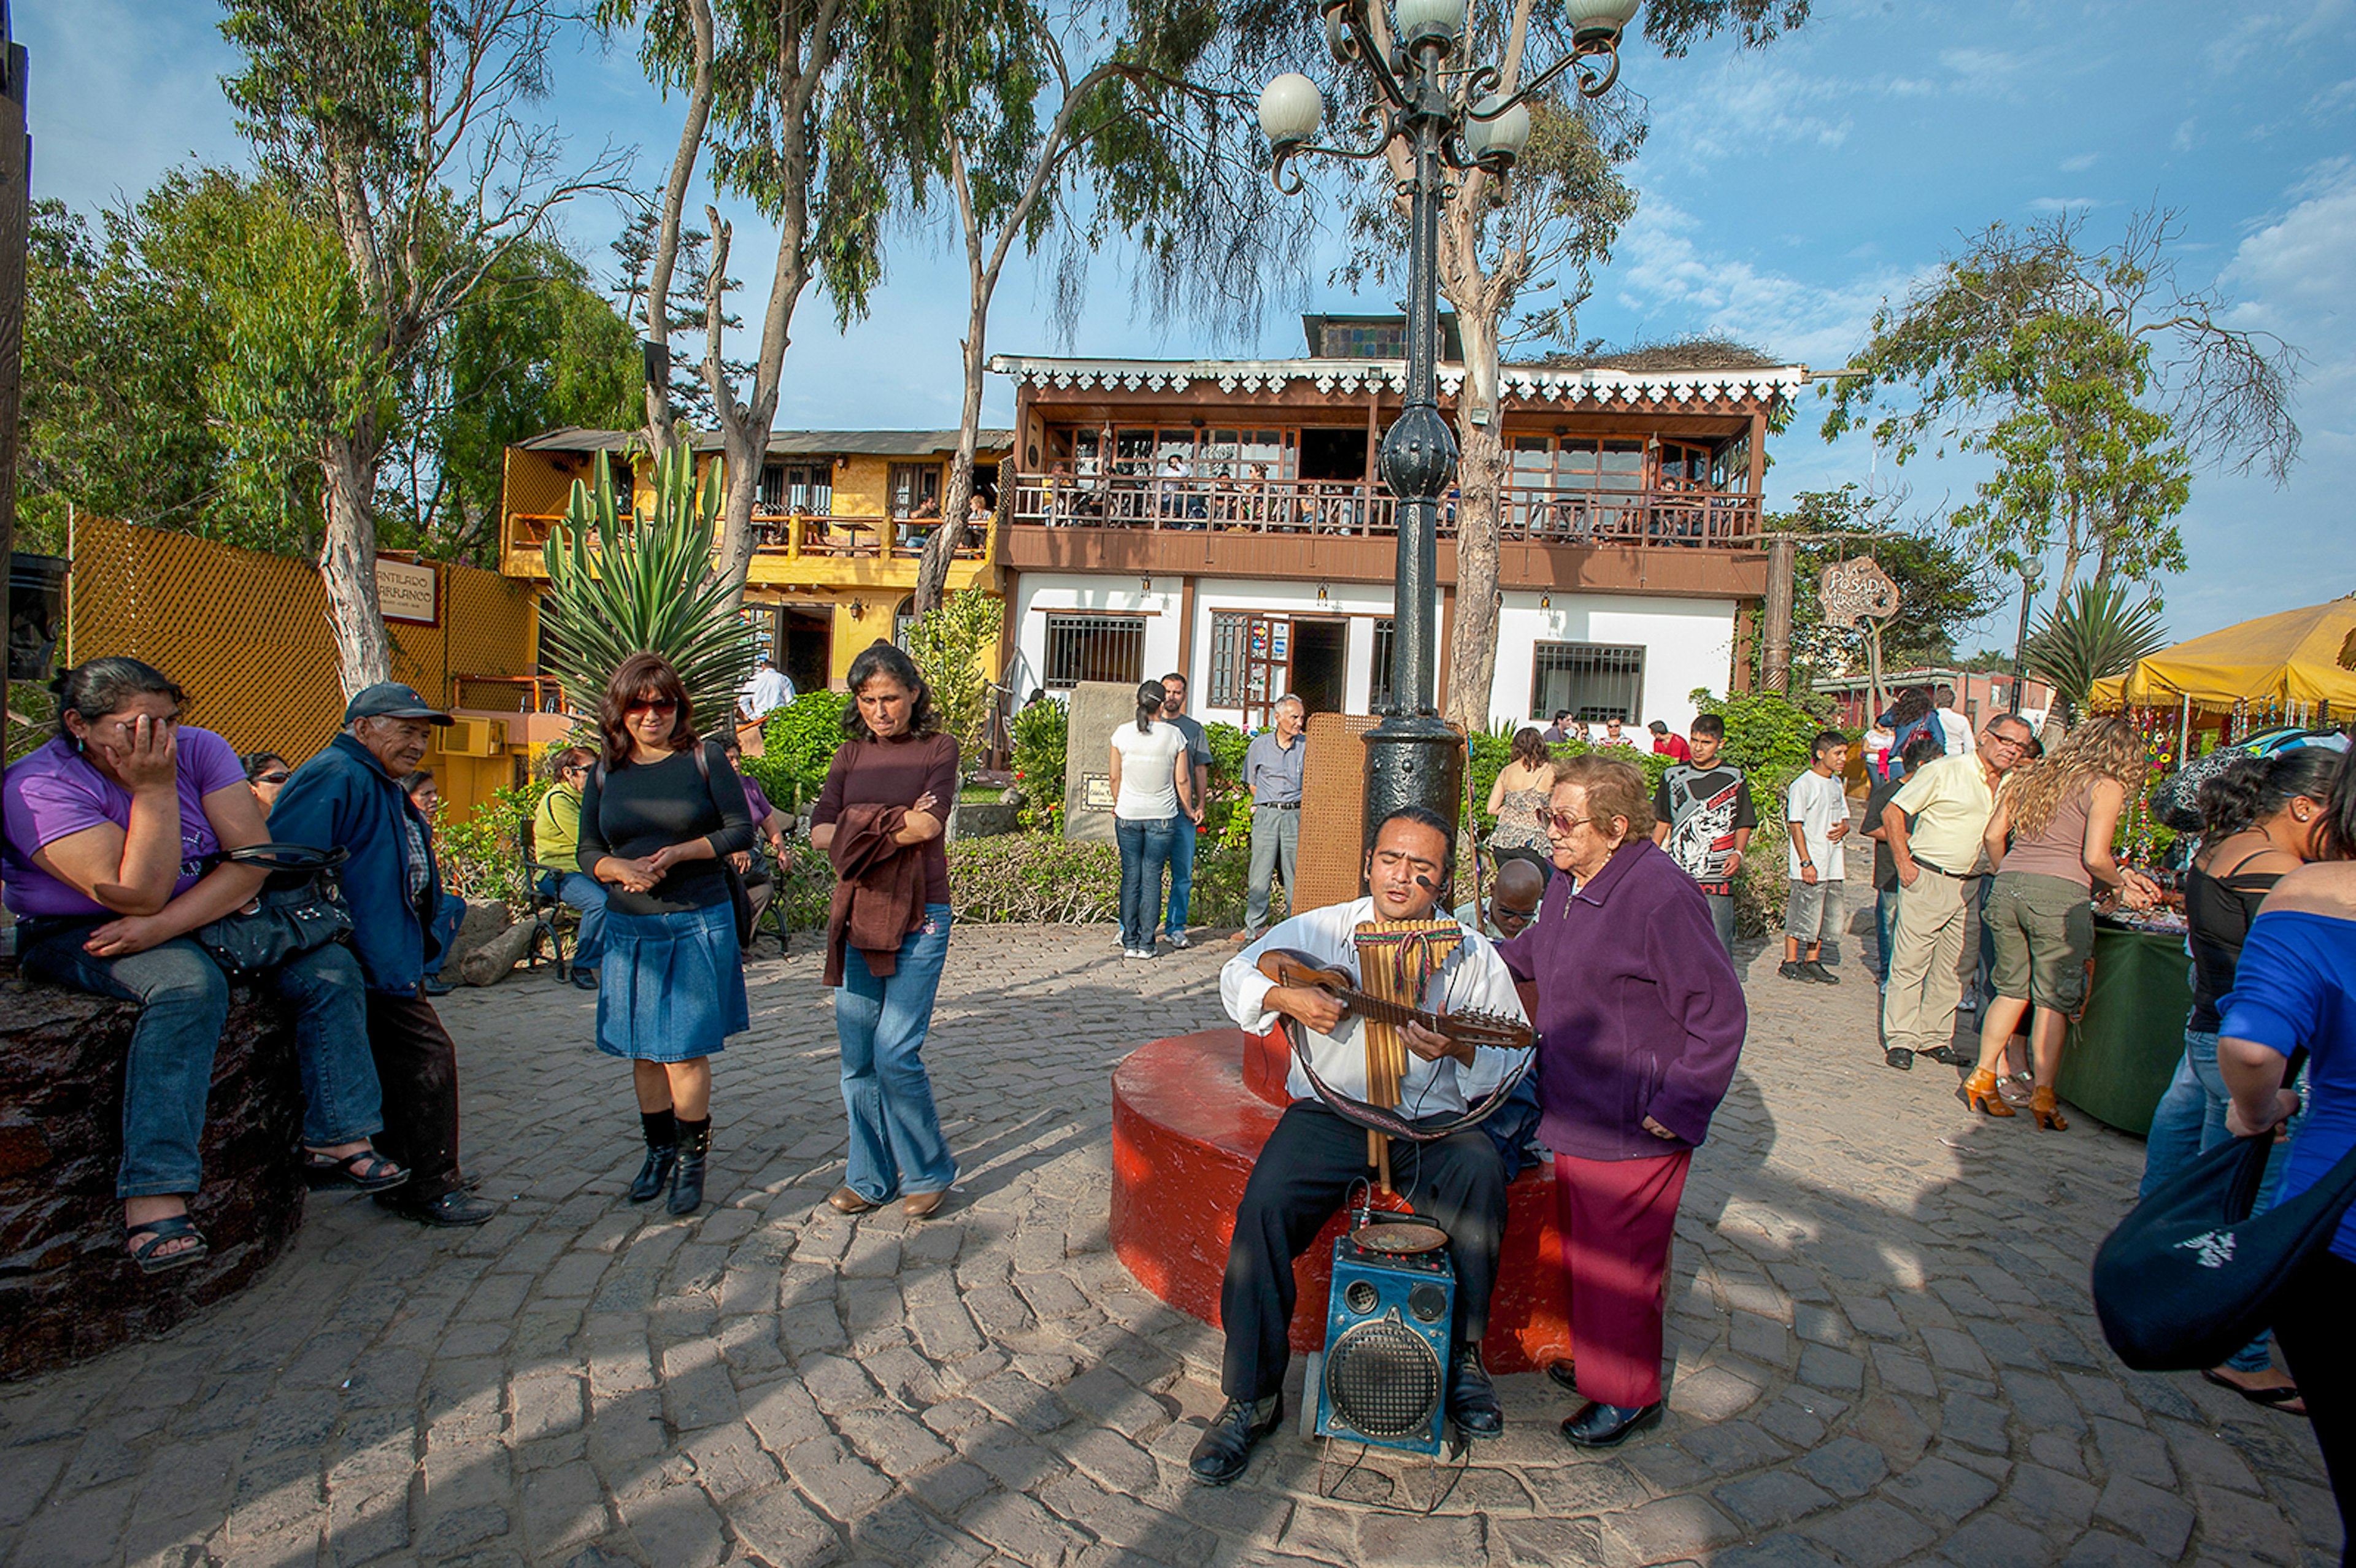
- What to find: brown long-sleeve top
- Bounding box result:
[810,731,960,905]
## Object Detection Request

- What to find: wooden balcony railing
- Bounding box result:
[1008,475,1761,548]
[504,511,990,564]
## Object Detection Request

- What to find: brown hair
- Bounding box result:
[1551,753,1653,846]
[1510,726,1549,769]
[597,652,695,769]
[544,744,598,783]
[2000,714,2147,841]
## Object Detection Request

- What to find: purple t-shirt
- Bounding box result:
[741,778,774,826]
[1,727,247,918]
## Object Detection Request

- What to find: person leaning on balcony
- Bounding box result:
[268,680,498,1227]
[1233,696,1308,943]
[578,655,756,1217]
[533,745,607,992]
[3,658,407,1272]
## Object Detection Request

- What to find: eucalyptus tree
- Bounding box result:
[1822,207,2302,636]
[1234,0,1808,732]
[906,0,1312,618]
[220,0,629,694]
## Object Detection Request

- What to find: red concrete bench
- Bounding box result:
[1110,1023,1571,1374]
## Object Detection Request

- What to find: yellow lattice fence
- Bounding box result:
[65,514,539,767]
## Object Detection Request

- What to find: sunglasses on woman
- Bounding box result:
[1541,809,1604,836]
[255,771,291,786]
[625,699,678,716]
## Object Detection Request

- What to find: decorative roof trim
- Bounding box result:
[986,354,1812,404]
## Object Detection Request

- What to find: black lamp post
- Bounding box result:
[1258,0,1639,857]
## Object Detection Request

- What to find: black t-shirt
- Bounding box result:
[577,741,756,915]
[1862,773,1911,892]
[1652,763,1758,895]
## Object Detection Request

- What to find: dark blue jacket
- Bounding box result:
[269,731,442,996]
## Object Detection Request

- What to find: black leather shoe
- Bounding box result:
[422,977,455,996]
[1561,1400,1664,1448]
[628,1144,677,1204]
[1884,1047,1914,1071]
[1801,960,1841,985]
[378,1189,498,1227]
[1188,1395,1283,1486]
[1922,1044,1970,1066]
[669,1124,710,1216]
[1447,1348,1503,1439]
[570,967,598,990]
[1545,1358,1578,1394]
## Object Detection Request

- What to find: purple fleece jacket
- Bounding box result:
[1496,837,1749,1160]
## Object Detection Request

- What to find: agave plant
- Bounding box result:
[2023,582,2169,723]
[539,446,759,731]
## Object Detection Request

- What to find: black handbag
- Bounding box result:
[2090,1053,2356,1370]
[193,844,356,977]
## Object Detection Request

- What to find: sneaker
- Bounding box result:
[1801,961,1840,986]
[1958,986,1981,1013]
[1124,947,1154,960]
[1997,1072,2034,1109]
[1777,960,1806,982]
[1166,931,1192,950]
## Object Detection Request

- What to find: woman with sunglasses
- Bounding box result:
[577,654,755,1215]
[242,751,292,817]
[532,745,607,991]
[1495,753,1747,1449]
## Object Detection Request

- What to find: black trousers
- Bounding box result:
[2273,1251,2356,1566]
[1220,1101,1507,1401]
[363,992,464,1200]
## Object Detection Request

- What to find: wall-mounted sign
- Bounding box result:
[377,557,440,626]
[1082,773,1114,810]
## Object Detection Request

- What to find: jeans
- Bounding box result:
[541,870,609,968]
[23,928,383,1199]
[1245,805,1301,938]
[422,891,466,978]
[1163,812,1198,937]
[1872,885,1901,986]
[1703,892,1736,955]
[1115,816,1175,951]
[835,902,957,1202]
[2142,1028,2312,1374]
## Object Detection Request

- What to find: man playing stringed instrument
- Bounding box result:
[1191,805,1533,1486]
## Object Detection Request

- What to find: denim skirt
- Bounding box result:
[598,902,750,1062]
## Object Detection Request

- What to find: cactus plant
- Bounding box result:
[538,446,760,731]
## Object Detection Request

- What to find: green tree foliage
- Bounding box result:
[1010,694,1070,834]
[1769,485,2007,691]
[1822,207,2301,620]
[539,448,761,724]
[1689,688,1827,791]
[2023,583,2169,725]
[901,588,1004,763]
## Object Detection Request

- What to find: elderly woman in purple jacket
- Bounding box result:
[1498,753,1748,1448]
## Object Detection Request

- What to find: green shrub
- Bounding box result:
[1010,698,1069,834]
[903,588,1003,763]
[755,689,852,812]
[436,782,548,908]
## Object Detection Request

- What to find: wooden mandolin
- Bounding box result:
[1257,949,1533,1054]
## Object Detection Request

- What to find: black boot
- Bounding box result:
[669,1118,710,1215]
[629,1110,677,1204]
[1187,1394,1283,1486]
[1448,1345,1504,1439]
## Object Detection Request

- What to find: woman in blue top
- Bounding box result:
[2221,745,2356,1547]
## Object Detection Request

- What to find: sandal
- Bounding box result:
[304,1147,412,1193]
[126,1213,210,1275]
[2200,1368,2308,1417]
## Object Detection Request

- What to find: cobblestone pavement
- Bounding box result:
[0,902,2340,1567]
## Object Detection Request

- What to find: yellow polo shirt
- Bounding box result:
[1888,751,1996,874]
[533,782,583,870]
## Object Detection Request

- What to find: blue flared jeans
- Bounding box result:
[1163,812,1198,937]
[21,926,383,1199]
[834,903,958,1204]
[1115,816,1175,951]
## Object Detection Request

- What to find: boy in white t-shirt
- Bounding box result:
[1782,729,1852,985]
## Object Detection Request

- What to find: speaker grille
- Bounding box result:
[1324,1315,1444,1439]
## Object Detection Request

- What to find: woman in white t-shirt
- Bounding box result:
[1108,681,1194,959]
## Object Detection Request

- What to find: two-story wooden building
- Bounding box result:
[988,321,1803,732]
[496,426,1012,693]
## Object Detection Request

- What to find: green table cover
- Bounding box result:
[2057,922,2193,1136]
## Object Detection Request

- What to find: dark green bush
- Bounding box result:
[1010,698,1069,834]
[752,689,852,812]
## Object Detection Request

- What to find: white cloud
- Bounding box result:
[2059,153,2100,173]
[2026,195,2101,212]
[1659,58,1854,170]
[2173,118,2200,152]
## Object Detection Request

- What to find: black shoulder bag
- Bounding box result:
[2090,1049,2356,1370]
[193,844,356,978]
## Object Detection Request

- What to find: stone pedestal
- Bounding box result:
[0,979,307,1380]
[1061,682,1141,845]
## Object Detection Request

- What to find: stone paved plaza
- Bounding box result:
[0,909,2339,1567]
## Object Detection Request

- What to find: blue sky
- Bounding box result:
[23,0,2355,650]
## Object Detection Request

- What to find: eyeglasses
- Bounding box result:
[1541,809,1604,835]
[1984,732,2030,753]
[562,764,588,777]
[254,771,291,786]
[625,699,678,716]
[1493,905,1539,928]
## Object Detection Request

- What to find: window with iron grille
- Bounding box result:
[1044,613,1147,690]
[1369,618,1396,711]
[1529,642,1644,723]
[1207,612,1248,706]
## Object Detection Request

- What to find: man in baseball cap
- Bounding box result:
[270,681,494,1226]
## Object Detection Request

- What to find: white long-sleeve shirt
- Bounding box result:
[1222,897,1531,1118]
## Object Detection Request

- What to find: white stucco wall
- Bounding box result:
[1489,591,1737,735]
[1007,573,1186,701]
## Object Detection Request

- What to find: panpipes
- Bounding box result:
[1353,919,1463,1191]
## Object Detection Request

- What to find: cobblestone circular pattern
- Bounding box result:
[0,907,2339,1567]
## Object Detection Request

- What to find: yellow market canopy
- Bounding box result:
[2095,595,2356,713]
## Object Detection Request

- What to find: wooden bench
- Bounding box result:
[1110,1024,1572,1374]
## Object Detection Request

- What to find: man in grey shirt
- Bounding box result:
[1235,695,1307,942]
[1158,672,1213,948]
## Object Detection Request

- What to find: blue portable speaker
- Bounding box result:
[1309,1232,1455,1456]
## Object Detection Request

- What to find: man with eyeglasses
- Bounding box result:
[1878,714,2037,1072]
[1453,855,1546,942]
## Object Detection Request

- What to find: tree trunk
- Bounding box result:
[641,0,715,459]
[1444,305,1504,733]
[318,429,395,696]
[915,292,991,618]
